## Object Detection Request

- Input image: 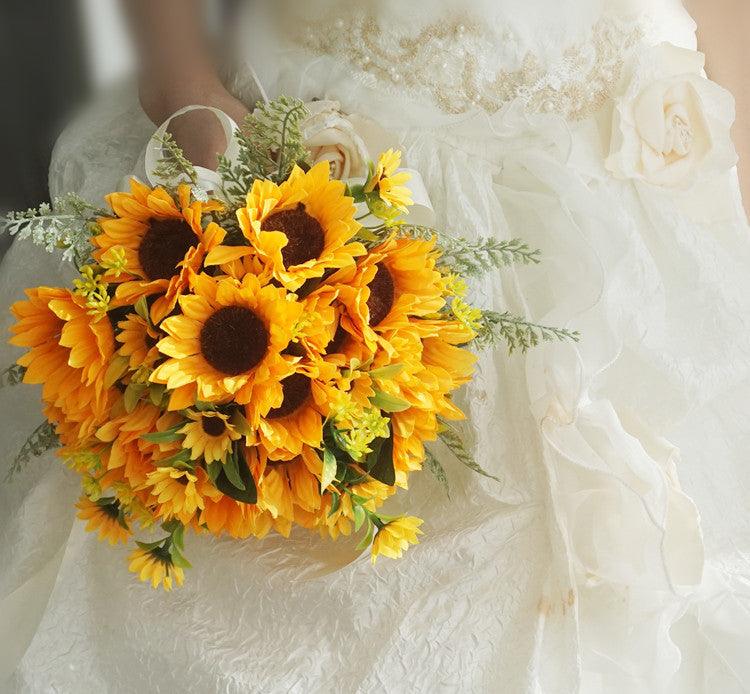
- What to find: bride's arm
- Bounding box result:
[122,0,249,169]
[689,1,750,209]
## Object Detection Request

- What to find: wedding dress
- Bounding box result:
[2,0,750,691]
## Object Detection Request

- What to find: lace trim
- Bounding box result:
[301,13,644,120]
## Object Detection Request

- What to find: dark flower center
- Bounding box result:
[138,218,197,281]
[200,306,268,376]
[326,322,349,355]
[261,203,325,268]
[366,263,395,326]
[201,416,227,437]
[100,501,121,519]
[267,373,311,419]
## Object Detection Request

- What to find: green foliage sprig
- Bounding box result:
[475,310,580,354]
[0,364,26,388]
[398,225,541,276]
[437,418,502,484]
[152,132,198,188]
[1,194,106,267]
[423,449,450,499]
[5,421,59,482]
[218,97,310,205]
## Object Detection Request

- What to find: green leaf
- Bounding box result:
[123,382,146,414]
[368,364,404,380]
[103,355,130,388]
[367,434,395,486]
[230,409,254,437]
[169,543,192,569]
[136,539,165,551]
[370,390,410,413]
[355,519,375,551]
[171,523,185,551]
[353,504,366,533]
[156,450,193,470]
[424,448,450,499]
[206,459,222,484]
[149,383,167,406]
[161,519,181,534]
[134,296,150,323]
[321,448,338,491]
[141,425,183,444]
[214,444,257,504]
[223,449,246,491]
[327,492,341,518]
[194,401,216,412]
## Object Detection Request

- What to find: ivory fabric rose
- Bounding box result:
[301,100,370,180]
[606,43,737,188]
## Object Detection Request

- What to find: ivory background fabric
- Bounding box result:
[2,1,750,691]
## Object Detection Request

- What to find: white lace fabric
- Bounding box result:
[3,0,750,692]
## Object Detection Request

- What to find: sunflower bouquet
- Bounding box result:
[2,98,576,589]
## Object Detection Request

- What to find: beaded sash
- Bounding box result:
[300,11,644,120]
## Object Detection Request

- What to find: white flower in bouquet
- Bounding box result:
[302,100,372,179]
[606,43,737,188]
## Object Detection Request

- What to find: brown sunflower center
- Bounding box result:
[261,203,325,268]
[138,218,197,281]
[326,322,349,355]
[367,263,395,326]
[267,373,311,419]
[200,306,268,376]
[201,415,227,437]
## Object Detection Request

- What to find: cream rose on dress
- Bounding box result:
[606,43,737,188]
[301,100,370,180]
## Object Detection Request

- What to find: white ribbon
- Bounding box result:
[400,168,435,227]
[144,105,241,194]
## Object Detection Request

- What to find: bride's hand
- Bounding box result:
[123,0,250,170]
[139,74,249,171]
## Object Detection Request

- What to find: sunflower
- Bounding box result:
[143,467,209,524]
[256,359,337,460]
[364,149,413,212]
[151,272,302,422]
[116,313,161,370]
[207,162,365,290]
[200,496,269,539]
[76,496,131,545]
[370,516,423,563]
[93,179,226,323]
[198,448,274,539]
[128,546,184,590]
[179,411,242,464]
[96,401,180,487]
[11,287,117,441]
[257,447,323,523]
[321,235,444,356]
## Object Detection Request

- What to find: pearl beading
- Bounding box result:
[300,12,643,120]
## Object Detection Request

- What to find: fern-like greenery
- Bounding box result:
[0,364,26,388]
[151,132,198,187]
[475,310,580,354]
[5,421,59,482]
[423,448,451,499]
[397,225,541,276]
[2,193,105,267]
[218,97,310,205]
[437,418,502,484]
